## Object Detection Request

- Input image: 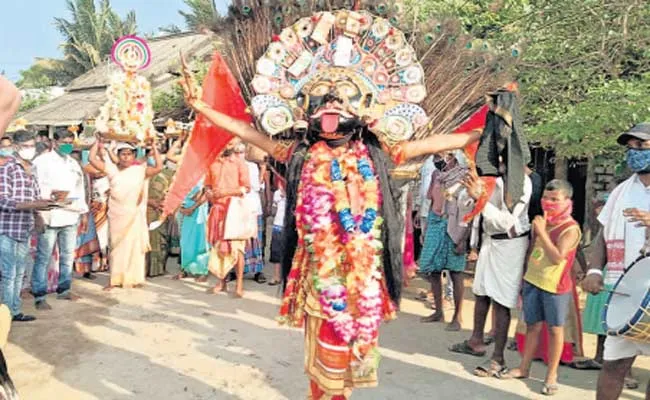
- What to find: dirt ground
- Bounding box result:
[5,259,649,400]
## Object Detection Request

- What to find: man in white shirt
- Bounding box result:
[582,123,650,400]
[450,166,532,377]
[32,129,88,309]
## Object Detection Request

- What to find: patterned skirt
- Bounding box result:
[418,213,466,274]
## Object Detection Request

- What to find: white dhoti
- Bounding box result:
[472,235,528,309]
[604,336,650,361]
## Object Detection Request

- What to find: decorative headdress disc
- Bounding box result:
[250,10,427,143]
[111,35,152,72]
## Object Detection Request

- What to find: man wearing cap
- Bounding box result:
[31,128,88,309]
[582,123,650,400]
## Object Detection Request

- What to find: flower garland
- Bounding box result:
[294,141,385,350]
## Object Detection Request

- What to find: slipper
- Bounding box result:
[474,359,507,378]
[569,359,602,370]
[541,383,559,396]
[484,336,495,346]
[449,340,486,357]
[507,340,518,351]
[624,377,639,390]
[254,273,267,284]
[496,368,528,380]
[268,280,281,286]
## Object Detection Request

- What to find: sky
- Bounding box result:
[0,0,230,82]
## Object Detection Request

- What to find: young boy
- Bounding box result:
[501,179,581,395]
[268,177,286,286]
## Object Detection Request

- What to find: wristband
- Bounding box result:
[586,268,603,277]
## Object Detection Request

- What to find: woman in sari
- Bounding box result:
[174,179,210,281]
[88,139,162,290]
[73,150,101,278]
[83,158,111,272]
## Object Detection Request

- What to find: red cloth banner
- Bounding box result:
[162,52,252,216]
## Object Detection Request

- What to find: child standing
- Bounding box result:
[268,178,286,286]
[501,179,581,396]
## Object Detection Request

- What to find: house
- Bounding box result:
[19,32,216,136]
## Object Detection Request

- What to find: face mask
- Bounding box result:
[137,148,146,159]
[541,198,573,225]
[58,143,74,155]
[147,157,156,167]
[18,147,36,161]
[626,148,650,173]
[0,149,13,157]
[81,150,90,165]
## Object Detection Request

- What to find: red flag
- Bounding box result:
[453,104,489,160]
[162,52,252,216]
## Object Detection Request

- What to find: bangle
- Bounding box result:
[586,268,603,277]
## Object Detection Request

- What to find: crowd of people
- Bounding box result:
[0,55,649,399]
[0,126,285,324]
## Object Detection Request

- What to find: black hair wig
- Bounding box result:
[280,128,405,305]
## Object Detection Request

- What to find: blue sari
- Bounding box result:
[180,180,209,275]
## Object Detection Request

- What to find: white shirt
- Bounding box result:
[598,174,650,284]
[481,176,532,237]
[417,156,436,218]
[33,151,88,227]
[245,160,263,216]
[273,189,286,227]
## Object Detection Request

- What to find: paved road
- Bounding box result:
[5,260,647,399]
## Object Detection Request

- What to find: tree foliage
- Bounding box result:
[54,0,137,78]
[16,59,74,88]
[406,0,650,158]
[179,0,224,31]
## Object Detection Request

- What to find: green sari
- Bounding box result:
[146,169,173,277]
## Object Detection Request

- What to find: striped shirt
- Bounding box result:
[0,157,41,242]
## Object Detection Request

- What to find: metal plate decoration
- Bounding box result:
[111,35,151,72]
[248,9,428,143]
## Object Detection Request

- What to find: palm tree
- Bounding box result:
[54,0,137,78]
[179,0,224,32]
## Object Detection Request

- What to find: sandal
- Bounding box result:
[254,272,267,284]
[484,335,495,346]
[569,359,602,370]
[449,340,486,357]
[474,359,507,378]
[268,280,281,286]
[541,383,559,396]
[624,377,639,390]
[496,367,528,380]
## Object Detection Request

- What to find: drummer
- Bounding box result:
[582,122,650,400]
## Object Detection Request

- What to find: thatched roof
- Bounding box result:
[21,32,216,128]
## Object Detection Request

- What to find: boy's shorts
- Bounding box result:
[522,281,571,327]
[269,226,283,264]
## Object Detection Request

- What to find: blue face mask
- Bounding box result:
[147,157,156,167]
[137,147,146,159]
[0,149,13,157]
[626,148,650,173]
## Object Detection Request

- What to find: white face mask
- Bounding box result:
[17,147,36,161]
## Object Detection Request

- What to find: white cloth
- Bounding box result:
[33,151,88,227]
[416,156,435,217]
[472,176,532,309]
[598,174,650,285]
[272,189,286,227]
[245,161,263,216]
[604,335,650,361]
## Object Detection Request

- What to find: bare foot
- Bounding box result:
[102,286,114,292]
[172,272,186,280]
[133,284,145,289]
[445,321,462,331]
[234,290,244,298]
[420,312,444,323]
[195,275,208,283]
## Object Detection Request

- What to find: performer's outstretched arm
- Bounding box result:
[399,130,482,161]
[179,56,277,155]
[0,76,21,135]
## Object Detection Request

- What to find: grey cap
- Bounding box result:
[617,122,650,145]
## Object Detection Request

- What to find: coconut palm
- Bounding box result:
[179,0,224,32]
[54,0,137,78]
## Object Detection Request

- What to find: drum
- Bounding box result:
[602,256,650,343]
